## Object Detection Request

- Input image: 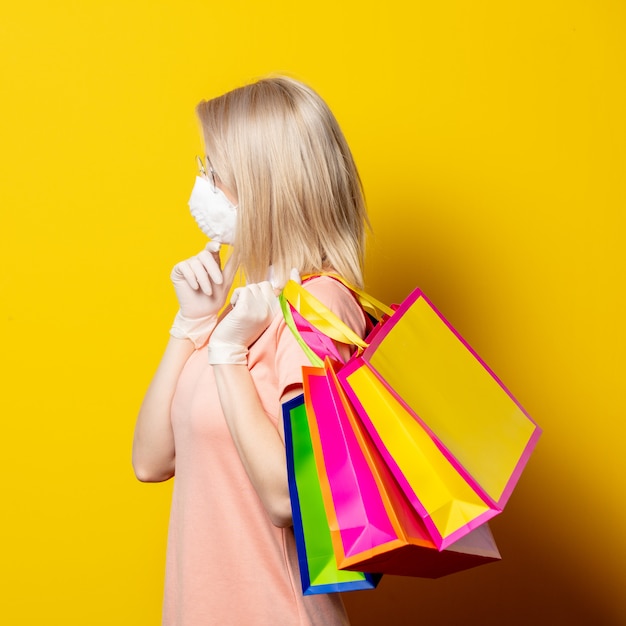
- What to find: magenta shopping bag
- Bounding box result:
[303,358,501,577]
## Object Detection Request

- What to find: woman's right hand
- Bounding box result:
[169,243,238,347]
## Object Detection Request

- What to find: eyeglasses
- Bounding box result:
[195,155,218,192]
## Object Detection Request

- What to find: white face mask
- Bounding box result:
[188,175,238,245]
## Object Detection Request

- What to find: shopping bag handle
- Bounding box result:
[279,293,325,367]
[281,275,393,349]
[300,272,393,321]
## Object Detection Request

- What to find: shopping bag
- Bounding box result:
[282,278,541,550]
[303,358,501,577]
[282,393,381,595]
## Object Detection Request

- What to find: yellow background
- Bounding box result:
[1,1,624,624]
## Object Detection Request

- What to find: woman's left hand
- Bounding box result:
[207,281,280,365]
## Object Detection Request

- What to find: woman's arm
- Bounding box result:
[132,337,195,482]
[206,277,364,527]
[212,364,296,527]
[206,281,294,526]
[133,245,237,482]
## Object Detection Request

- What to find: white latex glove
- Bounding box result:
[207,281,281,365]
[169,242,237,348]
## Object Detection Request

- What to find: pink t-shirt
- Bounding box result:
[163,276,366,626]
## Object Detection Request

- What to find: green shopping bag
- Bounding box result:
[282,394,381,595]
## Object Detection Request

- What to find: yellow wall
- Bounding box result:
[2,1,624,624]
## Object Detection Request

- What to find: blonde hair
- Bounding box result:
[195,76,368,288]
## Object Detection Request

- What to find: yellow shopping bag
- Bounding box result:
[282,279,542,550]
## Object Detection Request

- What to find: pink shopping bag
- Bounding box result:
[303,358,501,577]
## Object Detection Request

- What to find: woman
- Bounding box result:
[133,76,369,625]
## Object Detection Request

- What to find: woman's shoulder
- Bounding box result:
[301,274,366,333]
[302,274,354,301]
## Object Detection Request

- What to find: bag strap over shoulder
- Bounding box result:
[278,293,324,367]
[281,275,393,350]
[300,273,393,321]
